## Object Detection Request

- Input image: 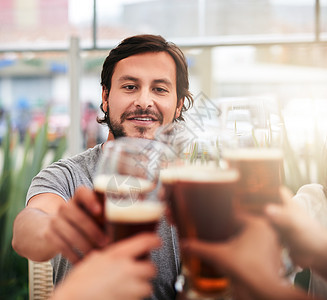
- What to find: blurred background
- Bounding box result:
[1,0,327,298]
[0,0,326,155]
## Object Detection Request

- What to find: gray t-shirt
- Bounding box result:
[26,144,180,300]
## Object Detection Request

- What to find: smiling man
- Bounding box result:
[98,35,192,140]
[12,35,193,300]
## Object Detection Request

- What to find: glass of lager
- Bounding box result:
[93,137,166,243]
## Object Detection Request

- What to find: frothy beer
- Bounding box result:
[223,148,282,214]
[160,165,239,295]
[93,174,164,242]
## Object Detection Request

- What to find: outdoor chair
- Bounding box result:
[28,259,53,300]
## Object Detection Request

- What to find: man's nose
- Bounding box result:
[133,89,154,109]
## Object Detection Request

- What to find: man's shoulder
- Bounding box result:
[67,144,102,164]
[26,144,103,202]
[43,144,102,176]
[59,144,102,166]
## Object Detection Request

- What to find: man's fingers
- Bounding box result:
[73,186,102,216]
[59,202,109,247]
[46,229,83,263]
[60,245,83,264]
[51,216,93,252]
[108,233,161,259]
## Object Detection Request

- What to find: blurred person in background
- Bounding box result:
[12,34,194,300]
[14,97,31,142]
[182,187,327,300]
[82,101,101,149]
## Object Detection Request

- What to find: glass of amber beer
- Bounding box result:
[93,137,166,243]
[219,111,283,215]
[222,146,283,214]
[161,159,239,299]
[218,96,284,214]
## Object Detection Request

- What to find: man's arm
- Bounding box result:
[12,187,109,263]
[12,193,64,261]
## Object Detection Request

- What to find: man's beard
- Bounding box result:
[107,119,127,138]
[107,108,164,139]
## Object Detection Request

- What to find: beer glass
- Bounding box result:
[160,136,239,300]
[222,146,283,214]
[217,97,283,214]
[218,98,296,279]
[93,137,166,243]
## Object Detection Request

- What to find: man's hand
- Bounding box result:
[12,186,110,263]
[45,186,110,263]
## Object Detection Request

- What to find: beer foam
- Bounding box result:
[160,165,239,183]
[105,201,164,223]
[94,174,154,195]
[223,148,282,160]
[159,167,180,183]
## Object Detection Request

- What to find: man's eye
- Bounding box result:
[155,87,168,93]
[124,85,136,90]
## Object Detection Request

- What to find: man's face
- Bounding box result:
[102,51,183,139]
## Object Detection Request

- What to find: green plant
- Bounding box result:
[0,116,67,299]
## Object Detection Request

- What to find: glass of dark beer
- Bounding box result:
[93,137,166,243]
[160,163,239,300]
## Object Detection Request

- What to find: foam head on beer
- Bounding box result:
[160,164,239,183]
[94,173,164,242]
[105,201,164,223]
[223,147,283,161]
[94,174,155,196]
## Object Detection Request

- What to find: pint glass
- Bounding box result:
[218,97,283,214]
[161,163,239,299]
[94,137,166,242]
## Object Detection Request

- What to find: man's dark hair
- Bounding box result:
[98,34,193,124]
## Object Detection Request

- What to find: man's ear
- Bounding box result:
[175,98,184,119]
[102,86,109,112]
